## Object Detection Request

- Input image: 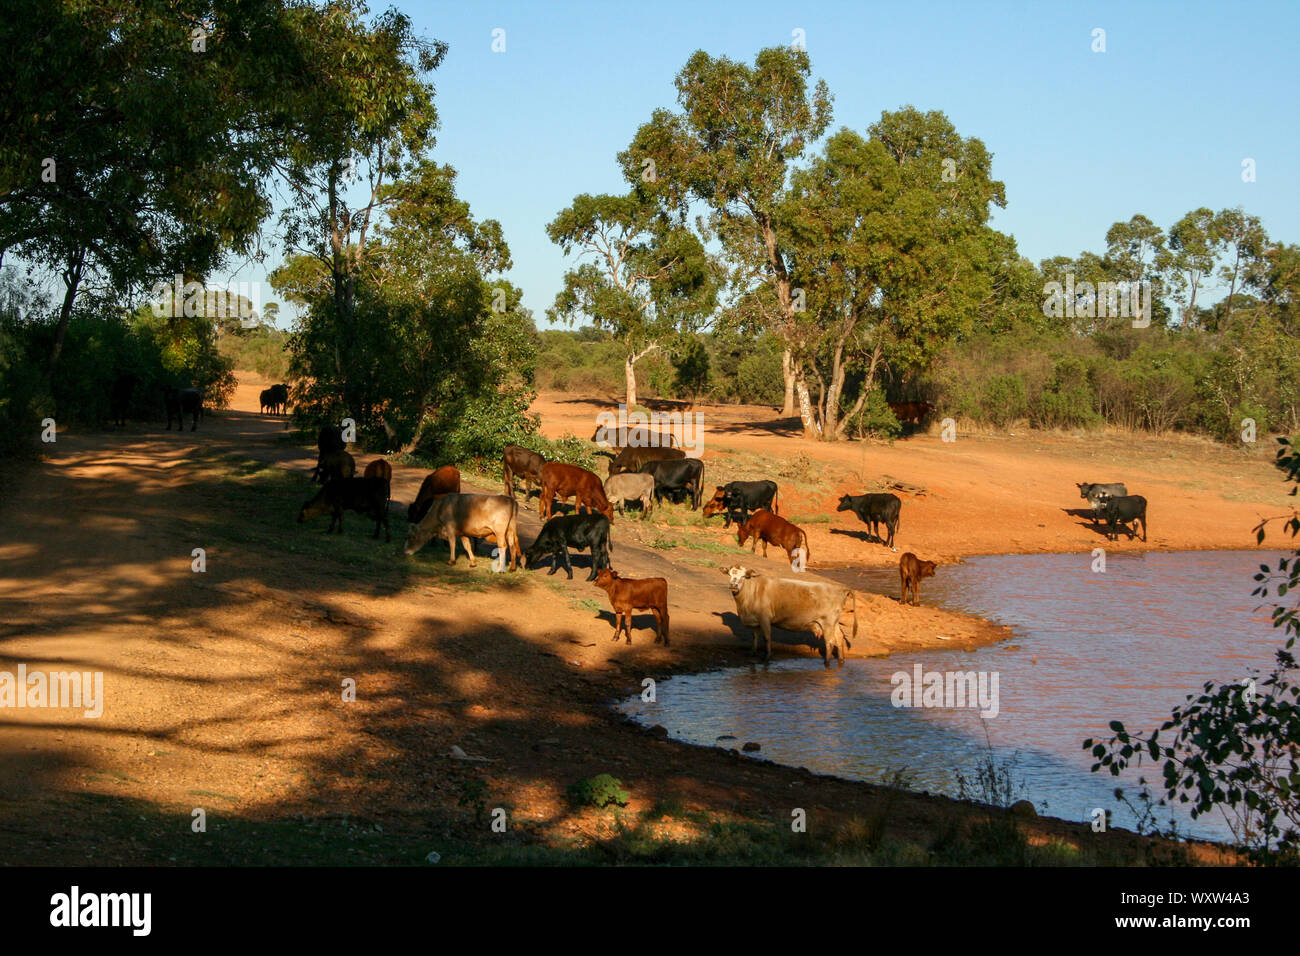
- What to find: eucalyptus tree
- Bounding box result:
[0,0,306,375]
[620,46,832,432]
[271,1,446,420]
[546,190,717,409]
[780,109,1008,439]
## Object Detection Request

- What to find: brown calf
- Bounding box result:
[408,466,462,524]
[363,459,393,499]
[898,552,937,605]
[737,509,809,566]
[888,400,935,426]
[503,444,545,501]
[592,569,669,646]
[539,462,614,521]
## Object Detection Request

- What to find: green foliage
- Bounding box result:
[567,774,630,809]
[218,324,291,382]
[1084,438,1300,863]
[844,387,902,439]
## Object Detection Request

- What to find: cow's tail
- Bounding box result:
[770,486,780,516]
[506,499,521,569]
[800,529,810,566]
[503,463,514,499]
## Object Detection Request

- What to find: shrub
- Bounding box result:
[567,774,629,809]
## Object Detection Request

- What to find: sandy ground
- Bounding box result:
[532,391,1290,568]
[0,373,1269,864]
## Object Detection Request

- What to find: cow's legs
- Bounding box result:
[560,546,573,579]
[462,535,476,566]
[446,531,458,565]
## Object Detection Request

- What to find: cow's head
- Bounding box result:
[402,504,445,556]
[721,565,756,594]
[593,568,618,588]
[702,486,728,518]
[917,559,937,580]
[836,494,854,513]
[1076,483,1091,499]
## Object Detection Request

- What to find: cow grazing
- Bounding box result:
[502,444,545,502]
[1077,482,1128,527]
[404,493,521,570]
[539,462,614,521]
[899,552,937,606]
[888,400,934,426]
[604,472,655,517]
[315,449,355,484]
[837,492,901,550]
[298,476,391,540]
[604,444,685,477]
[363,459,393,500]
[109,373,136,428]
[164,387,202,432]
[722,566,858,666]
[1101,494,1147,542]
[640,457,705,510]
[592,569,669,645]
[524,513,613,581]
[737,509,809,566]
[703,480,779,528]
[408,466,461,524]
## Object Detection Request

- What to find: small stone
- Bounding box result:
[716,734,737,741]
[648,725,668,738]
[742,742,761,753]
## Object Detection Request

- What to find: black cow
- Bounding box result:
[704,480,779,528]
[269,383,289,414]
[297,476,391,540]
[640,457,705,510]
[837,492,901,550]
[1102,494,1147,542]
[312,425,346,483]
[164,387,202,432]
[110,373,136,428]
[524,514,613,581]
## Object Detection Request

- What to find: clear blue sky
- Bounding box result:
[237,0,1300,327]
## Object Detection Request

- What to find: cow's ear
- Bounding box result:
[744,569,757,579]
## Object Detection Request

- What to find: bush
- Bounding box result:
[844,387,902,439]
[733,350,784,406]
[567,774,629,809]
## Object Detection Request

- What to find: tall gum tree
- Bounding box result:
[546,190,717,409]
[620,46,832,435]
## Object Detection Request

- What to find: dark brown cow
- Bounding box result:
[592,569,669,646]
[316,449,356,484]
[363,459,393,500]
[539,462,614,521]
[898,552,937,606]
[737,509,810,566]
[604,444,685,477]
[888,400,934,426]
[503,444,545,502]
[408,466,461,524]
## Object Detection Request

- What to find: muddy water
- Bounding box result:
[620,550,1291,842]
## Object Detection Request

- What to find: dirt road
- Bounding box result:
[0,375,1250,864]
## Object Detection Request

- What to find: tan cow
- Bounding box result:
[603,472,655,517]
[404,493,522,570]
[721,566,858,667]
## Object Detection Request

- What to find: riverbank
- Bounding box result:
[0,374,1256,865]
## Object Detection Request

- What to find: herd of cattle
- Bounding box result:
[291,420,1151,667]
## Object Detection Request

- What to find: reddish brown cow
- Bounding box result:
[888,400,935,426]
[408,466,462,524]
[592,569,669,646]
[539,462,614,521]
[898,551,937,606]
[737,509,810,566]
[363,459,393,500]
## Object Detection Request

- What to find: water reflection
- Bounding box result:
[620,551,1290,842]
